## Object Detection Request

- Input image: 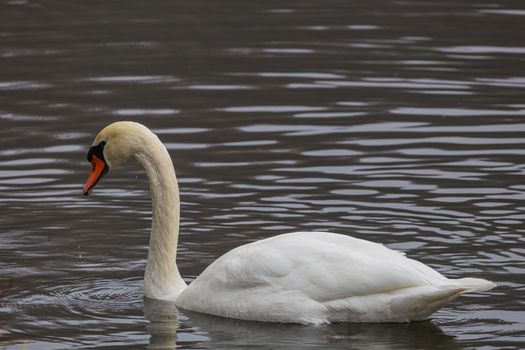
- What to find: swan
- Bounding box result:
[82,121,495,324]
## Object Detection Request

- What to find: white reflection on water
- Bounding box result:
[113,108,179,116]
[438,46,525,54]
[85,75,178,83]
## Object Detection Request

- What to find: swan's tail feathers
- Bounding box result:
[451,277,496,293]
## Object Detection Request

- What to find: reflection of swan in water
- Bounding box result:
[84,122,495,324]
[143,299,462,350]
[143,299,179,350]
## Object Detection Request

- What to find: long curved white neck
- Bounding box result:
[133,131,187,300]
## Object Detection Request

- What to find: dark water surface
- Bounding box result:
[1,0,524,349]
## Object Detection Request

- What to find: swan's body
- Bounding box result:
[83,121,495,324]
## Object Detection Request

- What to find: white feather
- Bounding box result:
[176,231,495,323]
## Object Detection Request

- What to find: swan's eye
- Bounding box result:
[87,140,106,163]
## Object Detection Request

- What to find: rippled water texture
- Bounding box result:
[1,0,524,349]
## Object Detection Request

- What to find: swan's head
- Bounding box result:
[83,121,150,195]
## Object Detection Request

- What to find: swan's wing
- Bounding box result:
[221,232,447,301]
[176,232,494,323]
[177,232,447,314]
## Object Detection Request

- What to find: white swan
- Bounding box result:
[83,121,495,324]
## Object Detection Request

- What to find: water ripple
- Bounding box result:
[1,0,523,348]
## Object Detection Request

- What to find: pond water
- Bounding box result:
[1,0,524,349]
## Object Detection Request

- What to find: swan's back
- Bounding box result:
[176,232,494,324]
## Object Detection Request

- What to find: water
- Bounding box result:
[1,0,524,348]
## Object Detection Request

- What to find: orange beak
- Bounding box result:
[83,155,109,195]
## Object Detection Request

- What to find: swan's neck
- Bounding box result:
[134,133,186,300]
